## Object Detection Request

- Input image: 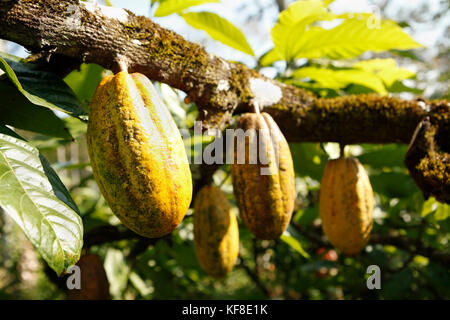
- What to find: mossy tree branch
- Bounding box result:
[0,0,449,202]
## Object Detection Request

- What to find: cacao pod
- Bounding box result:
[87,71,192,238]
[231,112,296,240]
[194,185,239,278]
[319,157,374,255]
[67,254,110,300]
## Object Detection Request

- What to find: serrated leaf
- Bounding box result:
[291,15,423,60]
[181,11,254,56]
[271,0,335,62]
[293,66,387,94]
[281,226,310,259]
[0,53,86,118]
[155,0,219,17]
[0,80,72,139]
[353,58,415,87]
[0,133,83,275]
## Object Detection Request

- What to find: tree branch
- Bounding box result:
[0,0,448,201]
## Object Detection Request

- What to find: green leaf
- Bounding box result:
[357,144,408,169]
[64,63,105,108]
[383,268,413,299]
[293,66,387,94]
[370,171,418,198]
[181,12,255,56]
[435,203,450,221]
[281,228,310,259]
[61,115,88,139]
[104,248,130,299]
[159,83,186,127]
[422,197,438,218]
[289,143,328,180]
[0,133,83,275]
[353,58,415,87]
[259,48,283,67]
[291,14,423,60]
[271,0,335,62]
[387,80,423,94]
[0,124,23,139]
[0,80,72,139]
[155,0,219,17]
[390,49,424,62]
[0,54,87,118]
[422,197,450,220]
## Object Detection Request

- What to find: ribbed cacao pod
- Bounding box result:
[194,185,239,278]
[231,112,296,240]
[67,254,110,300]
[87,71,192,238]
[319,157,374,255]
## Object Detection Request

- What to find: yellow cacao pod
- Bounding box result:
[67,254,110,300]
[194,185,239,278]
[87,71,192,238]
[319,157,374,255]
[231,112,296,240]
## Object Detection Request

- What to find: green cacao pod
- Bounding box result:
[194,185,239,278]
[67,254,110,300]
[87,71,192,238]
[231,112,296,240]
[319,157,374,255]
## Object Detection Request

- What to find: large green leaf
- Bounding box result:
[270,0,335,62]
[181,12,255,56]
[0,133,83,275]
[293,66,387,94]
[387,80,424,94]
[154,0,219,17]
[0,53,86,118]
[281,226,310,259]
[64,63,105,108]
[0,80,72,139]
[291,15,423,60]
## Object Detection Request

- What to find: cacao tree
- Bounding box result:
[0,0,448,300]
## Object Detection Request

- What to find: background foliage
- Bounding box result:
[0,0,449,299]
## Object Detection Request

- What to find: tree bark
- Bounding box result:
[0,0,449,201]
